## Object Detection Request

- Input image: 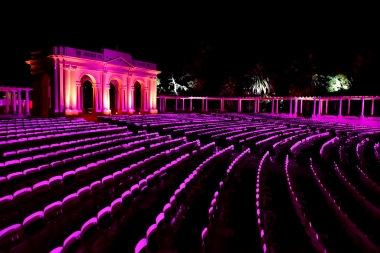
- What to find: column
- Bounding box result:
[202,99,204,111]
[205,99,208,112]
[64,65,70,111]
[175,98,178,111]
[220,99,224,112]
[347,99,351,115]
[25,90,30,115]
[371,99,375,116]
[300,99,303,114]
[5,90,9,114]
[12,91,16,114]
[70,66,77,111]
[103,83,110,114]
[130,85,134,112]
[189,98,193,111]
[257,100,260,113]
[182,99,185,111]
[18,89,22,116]
[338,97,343,118]
[271,98,274,114]
[59,62,64,113]
[313,97,317,117]
[76,82,81,112]
[121,85,126,112]
[325,100,328,115]
[54,59,59,113]
[98,84,103,112]
[318,99,322,116]
[124,87,128,112]
[289,97,293,116]
[238,99,242,113]
[276,99,279,114]
[144,86,149,112]
[164,98,167,112]
[294,98,298,117]
[360,97,365,118]
[102,72,108,113]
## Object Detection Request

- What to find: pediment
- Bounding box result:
[105,57,135,68]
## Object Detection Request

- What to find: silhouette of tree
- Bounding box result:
[220,77,237,110]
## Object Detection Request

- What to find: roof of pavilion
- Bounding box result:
[0,85,32,90]
[104,57,135,68]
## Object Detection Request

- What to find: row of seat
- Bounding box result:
[202,148,251,253]
[310,159,380,252]
[290,132,331,157]
[0,146,146,230]
[134,145,235,253]
[0,126,128,153]
[0,138,207,252]
[284,155,327,253]
[0,138,202,231]
[0,133,150,176]
[255,151,271,253]
[50,151,193,253]
[2,132,133,159]
[0,133,159,183]
[333,162,380,225]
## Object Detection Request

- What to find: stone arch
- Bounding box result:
[108,76,123,114]
[133,79,146,113]
[79,74,97,114]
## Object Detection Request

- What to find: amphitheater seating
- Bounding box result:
[0,115,379,253]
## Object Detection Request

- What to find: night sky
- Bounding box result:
[2,4,378,95]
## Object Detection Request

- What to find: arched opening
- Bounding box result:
[110,83,116,114]
[134,82,142,113]
[83,81,93,114]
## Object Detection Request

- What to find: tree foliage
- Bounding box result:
[311,74,352,93]
[244,62,274,95]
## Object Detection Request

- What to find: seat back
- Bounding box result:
[97,207,112,230]
[22,211,44,237]
[62,231,82,253]
[135,238,147,253]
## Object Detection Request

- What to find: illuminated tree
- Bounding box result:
[168,75,188,95]
[156,78,166,94]
[245,63,274,95]
[311,74,352,93]
[326,74,352,92]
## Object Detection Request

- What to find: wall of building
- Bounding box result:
[27,47,160,117]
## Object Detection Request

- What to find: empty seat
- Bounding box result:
[62,231,82,253]
[135,238,147,253]
[22,211,47,245]
[0,224,28,252]
[146,224,158,252]
[80,217,99,250]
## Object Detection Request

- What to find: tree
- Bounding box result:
[244,62,275,96]
[286,53,317,96]
[156,78,166,94]
[167,75,188,95]
[311,74,352,94]
[220,77,237,110]
[326,74,352,92]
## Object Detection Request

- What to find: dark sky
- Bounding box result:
[1,3,378,92]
